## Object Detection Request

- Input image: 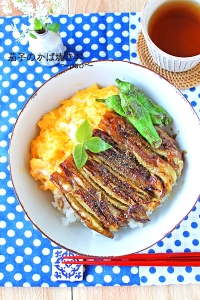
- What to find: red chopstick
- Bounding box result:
[62,252,200,267]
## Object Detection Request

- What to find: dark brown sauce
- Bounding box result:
[148,0,200,57]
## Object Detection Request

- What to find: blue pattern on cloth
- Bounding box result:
[0,13,200,287]
[52,250,83,282]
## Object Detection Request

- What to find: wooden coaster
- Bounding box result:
[137,31,200,90]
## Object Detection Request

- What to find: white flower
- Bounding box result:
[48,0,65,15]
[1,0,65,18]
[11,23,21,38]
[11,0,34,17]
[21,23,29,38]
[10,23,26,42]
[1,0,65,42]
[34,0,49,23]
[21,23,29,31]
[1,0,12,14]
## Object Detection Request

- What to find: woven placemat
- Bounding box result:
[137,31,200,90]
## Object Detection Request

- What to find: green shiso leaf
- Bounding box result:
[85,137,112,153]
[75,119,92,143]
[72,144,88,170]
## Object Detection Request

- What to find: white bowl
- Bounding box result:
[9,60,200,256]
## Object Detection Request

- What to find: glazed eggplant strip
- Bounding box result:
[132,123,184,176]
[98,111,177,193]
[50,171,114,238]
[80,167,150,224]
[86,151,161,213]
[60,159,128,225]
[56,167,119,232]
[153,125,184,176]
[80,163,149,223]
[82,158,146,206]
[81,158,150,222]
[61,156,149,224]
[60,157,121,230]
[77,166,142,226]
[92,129,165,200]
[49,109,183,238]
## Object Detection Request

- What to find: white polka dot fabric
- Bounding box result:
[0,12,200,287]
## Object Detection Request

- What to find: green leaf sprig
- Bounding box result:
[30,18,61,39]
[72,119,111,169]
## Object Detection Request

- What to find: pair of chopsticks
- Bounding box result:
[62,252,200,267]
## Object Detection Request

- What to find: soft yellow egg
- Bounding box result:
[30,84,119,192]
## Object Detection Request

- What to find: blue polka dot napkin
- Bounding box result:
[0,12,200,287]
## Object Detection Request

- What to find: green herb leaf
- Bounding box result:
[34,18,43,31]
[85,137,112,153]
[75,119,92,143]
[72,119,111,169]
[50,7,53,13]
[72,144,88,170]
[47,23,60,33]
[29,33,37,39]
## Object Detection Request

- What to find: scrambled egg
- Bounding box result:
[30,84,119,192]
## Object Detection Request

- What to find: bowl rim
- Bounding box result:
[9,59,200,257]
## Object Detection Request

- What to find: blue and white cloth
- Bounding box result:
[0,12,200,287]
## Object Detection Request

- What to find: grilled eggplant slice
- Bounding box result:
[92,129,164,200]
[50,110,183,238]
[61,156,149,225]
[98,111,177,193]
[81,158,149,222]
[86,152,161,212]
[83,159,143,206]
[60,157,119,231]
[154,125,184,176]
[50,171,114,238]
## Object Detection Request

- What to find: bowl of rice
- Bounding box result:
[9,60,200,256]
